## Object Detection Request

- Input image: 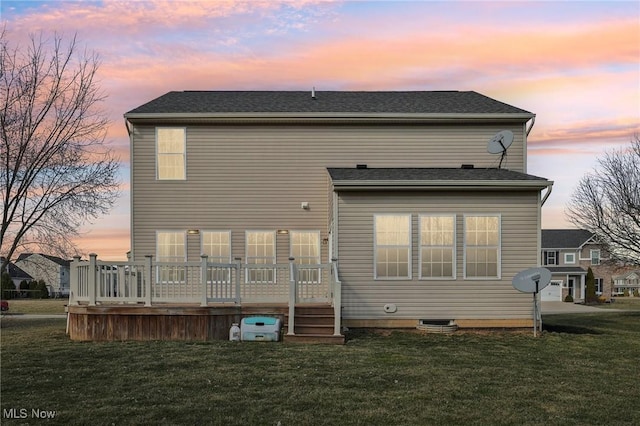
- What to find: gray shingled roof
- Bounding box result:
[542,229,594,249]
[327,167,548,182]
[0,258,33,280]
[126,91,532,115]
[17,253,71,267]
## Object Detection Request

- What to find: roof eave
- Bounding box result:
[124,112,535,123]
[331,180,553,191]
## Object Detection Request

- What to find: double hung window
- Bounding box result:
[420,215,455,279]
[202,231,231,283]
[291,231,321,283]
[374,214,411,279]
[464,215,500,279]
[156,128,186,180]
[156,231,186,283]
[246,231,275,283]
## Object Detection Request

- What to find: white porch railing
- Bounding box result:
[69,254,342,335]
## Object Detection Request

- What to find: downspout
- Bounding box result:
[124,118,132,136]
[526,115,536,136]
[541,183,553,206]
[124,117,134,259]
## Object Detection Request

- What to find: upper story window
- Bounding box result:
[419,215,455,279]
[374,214,411,279]
[544,251,558,266]
[464,215,500,279]
[156,128,186,180]
[156,231,186,283]
[202,231,231,283]
[590,249,601,265]
[291,231,321,283]
[246,231,276,283]
[564,253,575,264]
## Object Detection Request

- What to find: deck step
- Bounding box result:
[282,304,344,344]
[283,333,345,344]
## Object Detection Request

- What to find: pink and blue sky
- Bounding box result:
[2,0,639,259]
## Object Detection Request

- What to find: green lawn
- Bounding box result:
[1,299,68,315]
[600,297,640,310]
[1,312,640,425]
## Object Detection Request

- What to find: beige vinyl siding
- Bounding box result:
[131,123,527,261]
[335,190,540,320]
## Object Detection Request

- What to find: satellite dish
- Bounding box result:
[512,267,551,293]
[512,267,551,337]
[487,130,514,168]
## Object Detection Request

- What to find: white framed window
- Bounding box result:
[156,231,186,283]
[374,214,411,279]
[290,231,321,283]
[419,214,455,279]
[564,253,576,264]
[156,127,186,180]
[202,231,231,283]
[464,215,500,279]
[595,278,603,295]
[544,251,558,266]
[590,249,601,265]
[246,231,276,283]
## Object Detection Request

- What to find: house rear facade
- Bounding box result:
[121,90,552,329]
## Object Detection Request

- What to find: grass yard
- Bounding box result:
[2,299,68,315]
[1,312,640,425]
[600,297,640,310]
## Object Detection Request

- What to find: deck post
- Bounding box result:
[234,258,242,305]
[332,258,342,336]
[144,255,153,306]
[69,255,82,306]
[287,257,296,336]
[88,253,97,306]
[200,254,208,307]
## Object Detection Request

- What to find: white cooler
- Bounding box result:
[240,316,281,342]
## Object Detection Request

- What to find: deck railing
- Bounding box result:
[70,254,339,310]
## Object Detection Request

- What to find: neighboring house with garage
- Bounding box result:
[540,229,638,302]
[67,90,554,342]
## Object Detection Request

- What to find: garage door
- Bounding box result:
[541,280,562,301]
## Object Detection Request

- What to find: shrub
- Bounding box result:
[19,280,30,297]
[634,289,640,298]
[1,272,15,300]
[564,294,574,303]
[35,280,49,299]
[597,296,608,304]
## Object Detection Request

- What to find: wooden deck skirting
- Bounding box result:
[67,304,289,341]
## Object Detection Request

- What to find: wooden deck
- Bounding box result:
[67,303,344,344]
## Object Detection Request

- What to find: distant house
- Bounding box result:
[540,229,638,301]
[612,270,640,296]
[68,90,554,342]
[15,254,71,298]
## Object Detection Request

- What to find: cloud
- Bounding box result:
[72,228,131,260]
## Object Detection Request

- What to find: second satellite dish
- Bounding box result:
[512,267,551,294]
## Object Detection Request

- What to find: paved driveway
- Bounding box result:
[541,301,621,314]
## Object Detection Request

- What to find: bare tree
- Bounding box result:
[1,29,119,273]
[566,136,640,263]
